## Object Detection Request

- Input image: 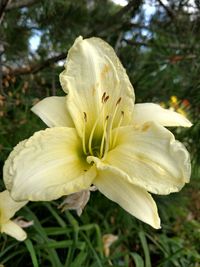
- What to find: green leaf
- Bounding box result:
[70,251,87,267]
[130,252,145,267]
[24,239,39,267]
[139,231,151,267]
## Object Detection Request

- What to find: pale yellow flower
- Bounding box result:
[0,190,27,241]
[3,37,192,229]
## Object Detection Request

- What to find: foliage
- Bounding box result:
[0,192,199,266]
[0,0,200,266]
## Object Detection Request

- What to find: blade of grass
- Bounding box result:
[24,239,39,267]
[139,231,151,267]
[24,206,63,267]
[158,248,185,267]
[37,240,85,250]
[65,211,79,229]
[64,246,73,267]
[80,232,103,267]
[69,251,87,267]
[79,224,103,258]
[0,243,17,259]
[45,227,72,236]
[130,252,144,267]
[43,202,67,228]
[1,249,25,264]
[145,233,169,256]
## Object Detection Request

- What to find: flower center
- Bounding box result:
[82,92,124,159]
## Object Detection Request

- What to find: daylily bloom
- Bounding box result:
[0,190,27,241]
[3,36,191,229]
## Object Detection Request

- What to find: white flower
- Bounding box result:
[3,36,192,229]
[0,190,27,241]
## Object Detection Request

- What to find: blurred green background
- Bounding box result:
[0,0,200,266]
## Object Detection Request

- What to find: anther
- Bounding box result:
[102,92,106,103]
[116,97,122,105]
[83,112,87,122]
[104,95,109,103]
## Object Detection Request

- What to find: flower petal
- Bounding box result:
[3,127,96,201]
[1,220,27,241]
[60,36,135,139]
[3,140,27,191]
[0,190,27,222]
[93,166,160,229]
[103,123,191,195]
[133,103,192,127]
[31,96,74,127]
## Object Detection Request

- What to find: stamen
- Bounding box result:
[83,112,87,122]
[82,112,87,155]
[110,97,122,130]
[88,98,109,156]
[102,92,106,103]
[116,97,122,105]
[111,111,124,149]
[104,95,109,103]
[106,97,122,149]
[100,115,109,158]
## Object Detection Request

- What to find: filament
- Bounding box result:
[106,97,122,152]
[88,93,109,156]
[111,111,124,149]
[84,93,123,159]
[100,115,109,158]
[82,112,87,155]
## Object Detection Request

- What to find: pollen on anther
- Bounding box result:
[102,92,106,103]
[83,112,87,122]
[104,95,109,103]
[116,97,122,105]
